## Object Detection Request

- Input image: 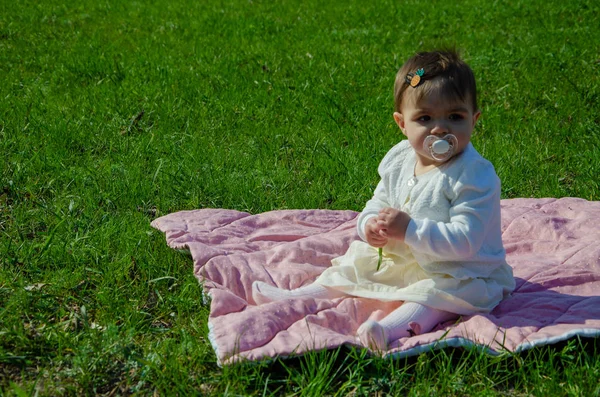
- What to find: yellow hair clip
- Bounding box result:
[405,68,425,87]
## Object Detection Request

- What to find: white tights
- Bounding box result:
[252,281,347,304]
[252,281,457,350]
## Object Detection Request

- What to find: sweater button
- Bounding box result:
[407,177,417,187]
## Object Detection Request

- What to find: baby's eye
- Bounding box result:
[449,113,464,121]
[417,115,431,122]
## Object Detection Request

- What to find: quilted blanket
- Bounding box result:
[151,198,600,365]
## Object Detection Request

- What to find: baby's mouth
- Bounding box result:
[423,134,458,162]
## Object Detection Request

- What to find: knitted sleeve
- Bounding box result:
[356,141,409,241]
[403,159,501,260]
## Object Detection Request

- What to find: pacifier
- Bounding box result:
[423,134,458,162]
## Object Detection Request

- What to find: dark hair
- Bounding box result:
[393,50,478,113]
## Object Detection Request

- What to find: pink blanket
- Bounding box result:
[151,198,600,365]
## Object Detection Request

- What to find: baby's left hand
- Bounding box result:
[376,207,411,241]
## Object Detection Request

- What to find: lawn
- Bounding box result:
[1,0,600,395]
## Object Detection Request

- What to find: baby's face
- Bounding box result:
[394,88,480,167]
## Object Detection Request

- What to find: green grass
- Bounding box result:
[1,0,600,394]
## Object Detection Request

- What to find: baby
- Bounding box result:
[253,50,515,351]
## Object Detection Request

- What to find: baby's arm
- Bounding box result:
[357,180,389,243]
[404,163,501,260]
[358,141,410,244]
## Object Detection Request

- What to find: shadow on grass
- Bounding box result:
[216,335,600,396]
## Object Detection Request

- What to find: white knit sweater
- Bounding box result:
[357,139,509,281]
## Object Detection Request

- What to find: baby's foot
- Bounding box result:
[357,320,388,352]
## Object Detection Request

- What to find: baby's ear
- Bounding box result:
[472,110,481,127]
[393,112,406,136]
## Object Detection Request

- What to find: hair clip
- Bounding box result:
[405,68,425,87]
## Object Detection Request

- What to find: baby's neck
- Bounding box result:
[414,161,439,177]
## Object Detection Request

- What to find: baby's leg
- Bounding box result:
[252,281,346,305]
[357,302,457,351]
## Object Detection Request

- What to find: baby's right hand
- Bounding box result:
[365,217,388,248]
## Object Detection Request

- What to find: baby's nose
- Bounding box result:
[430,122,449,135]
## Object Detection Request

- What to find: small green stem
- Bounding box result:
[376,247,383,271]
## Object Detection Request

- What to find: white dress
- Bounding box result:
[315,140,515,315]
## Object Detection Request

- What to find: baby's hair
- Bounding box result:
[394,50,478,113]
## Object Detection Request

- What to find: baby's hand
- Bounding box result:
[376,207,411,242]
[364,217,388,248]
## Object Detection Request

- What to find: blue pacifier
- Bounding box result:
[423,134,458,162]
